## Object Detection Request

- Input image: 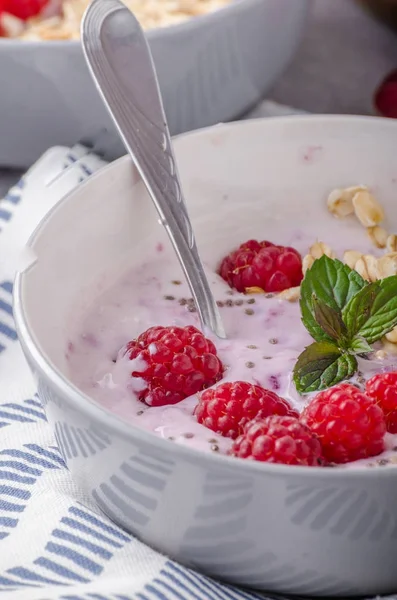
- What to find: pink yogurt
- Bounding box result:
[67,233,397,467]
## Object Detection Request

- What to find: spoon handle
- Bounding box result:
[82,0,226,339]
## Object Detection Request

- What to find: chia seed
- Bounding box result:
[247,298,256,304]
[393,446,397,452]
[247,344,257,349]
[164,295,175,301]
[137,410,144,416]
[172,280,182,285]
[208,438,218,444]
[265,293,274,299]
[179,298,187,306]
[216,300,225,307]
[246,361,255,369]
[263,356,272,360]
[184,432,194,439]
[112,358,116,363]
[188,306,197,313]
[245,308,254,315]
[168,437,175,441]
[378,459,389,466]
[269,338,278,345]
[225,299,234,307]
[211,444,220,452]
[226,290,234,296]
[235,299,244,306]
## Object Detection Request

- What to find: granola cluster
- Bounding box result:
[1,0,231,40]
[278,184,397,340]
[306,184,397,355]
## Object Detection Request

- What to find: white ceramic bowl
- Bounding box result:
[14,115,397,597]
[0,0,309,168]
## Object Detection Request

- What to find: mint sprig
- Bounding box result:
[300,256,366,343]
[294,341,357,394]
[343,276,397,344]
[312,296,348,345]
[293,255,397,393]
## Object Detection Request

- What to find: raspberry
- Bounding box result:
[219,239,303,293]
[301,383,386,464]
[120,325,223,407]
[195,381,298,439]
[374,69,397,119]
[231,416,323,466]
[4,0,48,20]
[366,372,397,433]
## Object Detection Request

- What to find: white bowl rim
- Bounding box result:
[13,113,397,480]
[0,0,263,47]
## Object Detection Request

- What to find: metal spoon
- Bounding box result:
[81,0,226,339]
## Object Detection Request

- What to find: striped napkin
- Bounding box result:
[0,106,393,600]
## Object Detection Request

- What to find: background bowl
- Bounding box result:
[14,115,397,597]
[0,0,309,168]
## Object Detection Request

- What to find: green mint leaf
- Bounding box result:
[346,275,397,344]
[312,296,347,342]
[300,255,366,342]
[350,336,372,354]
[342,282,380,340]
[293,341,357,394]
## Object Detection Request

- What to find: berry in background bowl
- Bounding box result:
[13,116,397,597]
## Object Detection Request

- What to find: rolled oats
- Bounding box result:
[309,241,335,260]
[354,255,379,282]
[302,254,315,275]
[377,253,397,278]
[381,340,397,355]
[278,287,300,302]
[0,12,25,37]
[386,234,397,253]
[367,226,388,249]
[245,287,265,294]
[6,0,231,40]
[352,190,385,227]
[343,250,363,270]
[385,327,397,344]
[326,185,366,218]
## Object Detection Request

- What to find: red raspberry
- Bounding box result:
[301,383,386,464]
[219,239,303,293]
[0,2,4,37]
[120,325,223,407]
[374,69,397,119]
[4,0,48,20]
[195,381,298,439]
[366,372,397,433]
[231,416,323,466]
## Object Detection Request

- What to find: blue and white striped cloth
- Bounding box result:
[0,104,395,599]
